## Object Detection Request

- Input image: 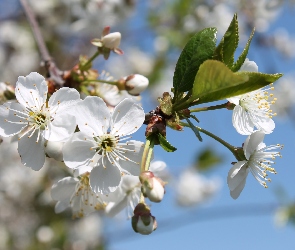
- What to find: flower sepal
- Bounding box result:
[233,146,247,161]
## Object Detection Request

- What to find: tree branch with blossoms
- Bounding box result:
[0,4,284,237]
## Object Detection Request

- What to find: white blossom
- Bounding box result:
[51,174,107,218]
[63,97,145,195]
[227,131,282,199]
[228,59,276,135]
[0,72,80,170]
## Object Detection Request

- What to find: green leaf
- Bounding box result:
[195,147,223,172]
[185,118,202,142]
[190,60,283,105]
[232,28,255,72]
[173,27,217,93]
[189,60,248,104]
[214,14,239,67]
[158,133,177,152]
[232,71,283,96]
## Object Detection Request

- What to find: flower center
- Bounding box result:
[28,111,49,130]
[247,143,283,188]
[239,87,277,118]
[70,173,106,218]
[95,134,118,154]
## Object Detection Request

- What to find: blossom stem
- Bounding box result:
[81,79,118,86]
[140,193,145,204]
[140,137,155,173]
[173,98,192,112]
[190,102,228,113]
[80,51,101,71]
[181,122,236,154]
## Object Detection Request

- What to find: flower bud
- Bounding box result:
[132,203,157,235]
[91,27,123,59]
[124,74,149,96]
[101,32,121,50]
[140,171,165,202]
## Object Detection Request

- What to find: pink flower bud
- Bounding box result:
[140,171,165,203]
[132,203,157,235]
[101,32,121,50]
[124,74,149,95]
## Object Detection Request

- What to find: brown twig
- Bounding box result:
[19,0,64,86]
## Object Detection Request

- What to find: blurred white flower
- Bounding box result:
[272,74,295,117]
[175,167,221,206]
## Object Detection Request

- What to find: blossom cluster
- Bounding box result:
[0,71,149,215]
[226,59,283,199]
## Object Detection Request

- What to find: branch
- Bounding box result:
[20,0,64,86]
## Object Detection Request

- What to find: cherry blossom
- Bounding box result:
[228,59,276,135]
[227,131,282,199]
[63,97,145,195]
[51,174,107,218]
[0,72,80,170]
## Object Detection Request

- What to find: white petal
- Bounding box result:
[243,131,265,159]
[120,175,140,192]
[239,59,258,72]
[51,177,77,201]
[105,198,127,217]
[63,132,96,169]
[15,72,47,109]
[44,140,64,161]
[73,166,93,177]
[232,105,254,135]
[55,201,70,213]
[111,99,144,136]
[75,96,110,135]
[90,162,121,195]
[48,87,81,114]
[250,113,275,134]
[119,140,144,176]
[227,96,240,105]
[18,131,45,170]
[44,114,76,141]
[230,178,247,199]
[227,161,248,191]
[0,102,27,136]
